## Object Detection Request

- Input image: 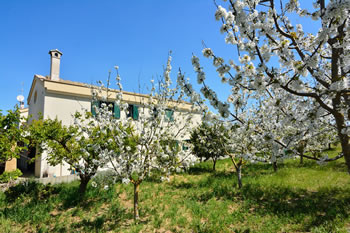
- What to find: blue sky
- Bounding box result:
[0,0,320,112]
[0,0,237,111]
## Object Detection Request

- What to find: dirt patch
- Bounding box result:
[155,228,174,233]
[119,192,133,209]
[228,203,240,214]
[50,209,60,217]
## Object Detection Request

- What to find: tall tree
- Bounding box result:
[179,0,350,172]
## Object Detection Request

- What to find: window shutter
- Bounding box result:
[133,105,139,120]
[91,101,99,116]
[114,104,120,119]
[170,110,174,121]
[165,109,174,122]
[182,142,189,151]
[175,140,180,151]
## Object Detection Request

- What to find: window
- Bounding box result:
[91,100,99,116]
[34,91,37,104]
[152,107,158,118]
[182,140,191,151]
[165,109,174,122]
[99,101,114,112]
[91,100,120,119]
[127,104,139,120]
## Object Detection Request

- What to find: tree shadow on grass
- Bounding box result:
[196,176,350,231]
[70,210,126,233]
[4,180,62,203]
[1,181,127,232]
[56,183,85,209]
[188,162,214,175]
[241,184,350,231]
[172,168,350,231]
[277,158,349,173]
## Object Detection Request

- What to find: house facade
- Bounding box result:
[25,49,201,178]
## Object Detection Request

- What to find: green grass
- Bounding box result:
[1,153,350,232]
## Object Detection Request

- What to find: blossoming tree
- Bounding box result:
[92,55,200,221]
[180,0,349,172]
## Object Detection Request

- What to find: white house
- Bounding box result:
[24,49,201,178]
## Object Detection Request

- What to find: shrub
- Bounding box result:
[0,169,23,183]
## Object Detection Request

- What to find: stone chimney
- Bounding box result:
[48,49,62,81]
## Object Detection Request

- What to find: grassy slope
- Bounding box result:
[1,149,350,232]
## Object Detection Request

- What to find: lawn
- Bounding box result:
[1,152,350,232]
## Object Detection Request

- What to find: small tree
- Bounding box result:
[92,56,199,221]
[190,118,230,171]
[29,112,111,194]
[0,107,27,168]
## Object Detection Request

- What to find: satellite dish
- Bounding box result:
[17,95,24,102]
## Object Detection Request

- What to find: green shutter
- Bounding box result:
[114,104,120,119]
[182,142,189,151]
[182,140,190,150]
[133,105,139,120]
[170,110,174,121]
[91,101,99,116]
[165,109,174,122]
[165,110,170,121]
[175,140,179,150]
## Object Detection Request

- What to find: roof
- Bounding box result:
[49,49,63,56]
[27,75,196,111]
[19,108,28,113]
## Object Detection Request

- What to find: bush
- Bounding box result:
[190,122,230,171]
[4,180,60,202]
[91,169,117,189]
[0,169,22,183]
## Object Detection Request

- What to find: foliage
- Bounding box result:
[0,107,27,164]
[91,169,117,190]
[0,169,23,183]
[28,112,113,194]
[190,118,230,170]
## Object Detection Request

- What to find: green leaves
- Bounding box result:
[190,121,230,162]
[0,107,27,164]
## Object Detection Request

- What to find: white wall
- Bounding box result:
[28,79,45,122]
[27,79,46,177]
[44,92,91,126]
[40,92,92,177]
[36,91,202,178]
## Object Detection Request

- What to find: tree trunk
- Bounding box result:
[236,165,242,189]
[273,162,278,172]
[212,158,217,171]
[79,175,91,194]
[297,142,306,165]
[133,182,140,221]
[336,126,350,174]
[342,141,350,175]
[333,112,350,174]
[341,142,350,175]
[331,44,350,174]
